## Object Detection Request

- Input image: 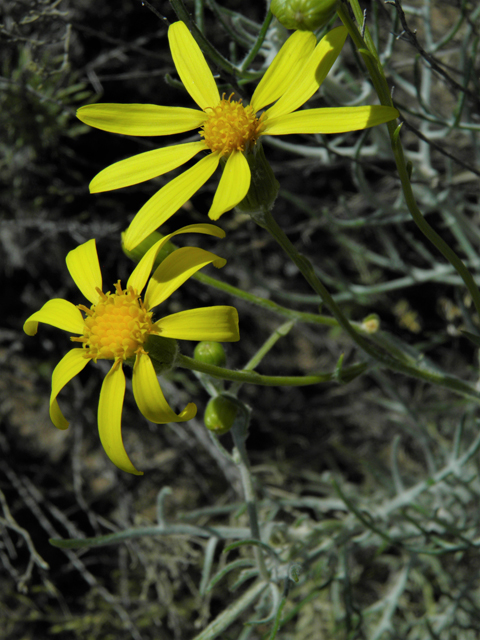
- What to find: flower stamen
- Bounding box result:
[200,93,265,156]
[71,281,154,362]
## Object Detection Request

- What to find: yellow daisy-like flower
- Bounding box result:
[77,22,399,251]
[23,224,240,475]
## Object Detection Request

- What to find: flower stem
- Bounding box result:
[336,0,480,319]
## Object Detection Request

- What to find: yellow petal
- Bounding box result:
[127,223,226,293]
[98,361,143,475]
[122,152,221,251]
[66,239,102,304]
[168,21,220,111]
[132,354,196,423]
[145,247,226,310]
[23,299,85,336]
[90,141,207,193]
[264,105,399,135]
[250,30,316,113]
[50,349,89,429]
[265,26,348,120]
[208,151,251,221]
[77,104,206,136]
[154,306,240,341]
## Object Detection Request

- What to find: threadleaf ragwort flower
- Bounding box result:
[77,22,399,250]
[24,224,239,475]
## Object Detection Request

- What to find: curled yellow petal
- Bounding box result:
[66,239,102,305]
[208,151,251,221]
[250,30,316,113]
[122,152,221,251]
[50,349,89,430]
[98,361,143,475]
[89,141,207,193]
[127,223,226,294]
[24,299,85,337]
[264,105,399,136]
[265,26,348,120]
[168,22,220,111]
[154,306,240,342]
[77,104,205,136]
[145,247,226,310]
[133,354,197,424]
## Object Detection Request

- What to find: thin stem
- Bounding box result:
[240,10,273,72]
[177,354,368,386]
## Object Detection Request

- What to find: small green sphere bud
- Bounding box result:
[271,0,338,31]
[194,341,227,367]
[204,395,239,435]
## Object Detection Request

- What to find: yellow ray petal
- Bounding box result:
[250,30,316,113]
[133,354,196,424]
[90,141,207,193]
[145,246,226,310]
[98,361,143,475]
[168,21,220,111]
[154,306,240,342]
[50,349,89,430]
[264,26,348,121]
[208,151,251,221]
[66,239,102,304]
[127,223,226,293]
[123,152,221,251]
[264,105,399,135]
[77,104,206,136]
[23,299,85,336]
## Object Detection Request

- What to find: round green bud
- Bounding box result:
[194,341,227,367]
[271,0,338,31]
[204,395,239,435]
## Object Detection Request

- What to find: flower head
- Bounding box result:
[77,22,398,250]
[24,224,240,475]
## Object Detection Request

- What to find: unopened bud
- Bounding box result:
[271,0,338,31]
[204,395,239,435]
[194,341,227,367]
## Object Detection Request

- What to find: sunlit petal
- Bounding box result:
[133,354,196,424]
[66,239,102,304]
[90,141,207,193]
[123,152,221,251]
[264,105,398,135]
[208,151,251,221]
[265,26,348,120]
[77,104,205,136]
[250,31,316,113]
[50,349,89,430]
[154,306,240,341]
[23,299,85,336]
[145,247,226,310]
[127,223,226,293]
[98,361,143,475]
[168,22,220,111]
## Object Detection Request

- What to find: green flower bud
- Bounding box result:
[204,395,239,435]
[194,341,227,367]
[144,335,178,373]
[236,143,279,215]
[271,0,338,31]
[121,230,177,268]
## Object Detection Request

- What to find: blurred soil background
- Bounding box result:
[1,0,480,638]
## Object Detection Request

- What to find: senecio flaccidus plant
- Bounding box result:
[24,224,239,475]
[77,21,398,250]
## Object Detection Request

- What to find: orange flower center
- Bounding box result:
[200,94,265,156]
[72,281,153,361]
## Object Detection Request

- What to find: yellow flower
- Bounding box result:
[77,22,399,251]
[23,224,240,475]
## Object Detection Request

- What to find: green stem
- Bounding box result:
[240,10,273,72]
[177,354,368,386]
[337,0,480,319]
[250,209,480,403]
